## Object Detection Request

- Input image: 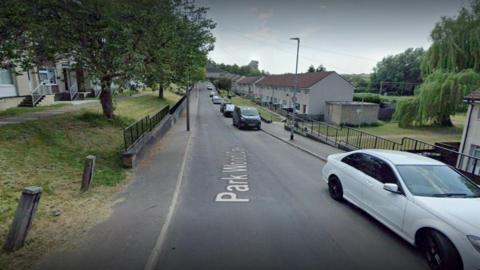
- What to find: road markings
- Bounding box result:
[143,115,194,270]
[215,147,250,202]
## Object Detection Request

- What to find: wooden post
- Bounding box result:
[80,155,96,193]
[3,187,42,252]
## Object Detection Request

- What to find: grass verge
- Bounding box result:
[217,90,283,122]
[0,90,181,270]
[0,104,68,118]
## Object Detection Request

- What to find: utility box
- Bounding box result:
[325,101,379,126]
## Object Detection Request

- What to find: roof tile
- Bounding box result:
[256,71,334,88]
[466,89,480,100]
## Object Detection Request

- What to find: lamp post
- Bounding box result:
[290,37,300,140]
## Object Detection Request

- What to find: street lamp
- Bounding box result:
[290,37,300,140]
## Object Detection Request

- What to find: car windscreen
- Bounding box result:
[241,108,259,116]
[225,104,235,111]
[396,165,480,197]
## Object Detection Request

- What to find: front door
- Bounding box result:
[361,154,408,232]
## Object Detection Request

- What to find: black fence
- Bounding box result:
[290,117,480,183]
[123,105,170,150]
[169,94,187,114]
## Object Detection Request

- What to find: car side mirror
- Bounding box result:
[383,183,401,194]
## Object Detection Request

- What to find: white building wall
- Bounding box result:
[308,73,354,116]
[458,103,480,173]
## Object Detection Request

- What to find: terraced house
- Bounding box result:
[254,71,354,119]
[234,76,263,96]
[0,62,101,110]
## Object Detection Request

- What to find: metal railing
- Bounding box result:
[69,83,78,100]
[31,84,52,106]
[290,117,480,182]
[123,105,170,150]
[295,117,401,150]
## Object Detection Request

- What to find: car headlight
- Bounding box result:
[467,235,480,253]
[240,117,246,121]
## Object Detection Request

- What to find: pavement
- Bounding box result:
[35,82,429,270]
[261,121,343,160]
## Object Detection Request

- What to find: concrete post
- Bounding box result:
[3,187,42,252]
[80,155,96,193]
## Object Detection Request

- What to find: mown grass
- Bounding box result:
[0,90,181,270]
[357,113,465,144]
[0,104,68,118]
[217,90,283,122]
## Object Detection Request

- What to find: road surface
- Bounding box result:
[153,83,428,270]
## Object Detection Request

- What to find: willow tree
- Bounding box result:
[396,0,480,126]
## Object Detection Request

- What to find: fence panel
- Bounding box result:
[123,105,170,150]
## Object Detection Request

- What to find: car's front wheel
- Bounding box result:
[420,230,463,270]
[328,175,343,201]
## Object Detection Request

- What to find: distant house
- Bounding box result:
[458,89,480,176]
[254,71,354,118]
[234,76,263,96]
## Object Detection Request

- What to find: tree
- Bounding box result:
[395,0,480,126]
[316,65,326,72]
[307,65,326,73]
[395,69,480,126]
[370,48,424,94]
[1,0,215,119]
[421,1,480,75]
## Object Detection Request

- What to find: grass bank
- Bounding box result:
[0,91,181,270]
[217,90,283,122]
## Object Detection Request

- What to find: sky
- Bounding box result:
[200,0,467,74]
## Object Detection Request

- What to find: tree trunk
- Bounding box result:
[100,78,114,119]
[159,82,164,99]
[75,67,85,92]
[439,115,453,127]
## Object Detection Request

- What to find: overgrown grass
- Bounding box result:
[0,104,68,118]
[0,92,180,270]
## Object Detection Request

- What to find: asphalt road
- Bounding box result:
[153,83,429,270]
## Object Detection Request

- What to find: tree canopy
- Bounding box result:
[307,65,326,73]
[370,48,424,95]
[421,1,480,76]
[395,0,480,127]
[0,0,215,119]
[208,60,267,76]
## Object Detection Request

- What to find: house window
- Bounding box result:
[294,103,300,110]
[38,67,57,85]
[0,69,13,85]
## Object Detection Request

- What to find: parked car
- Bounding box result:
[220,100,231,113]
[322,149,480,270]
[232,106,261,130]
[209,91,215,97]
[207,86,213,90]
[223,104,235,117]
[212,96,223,104]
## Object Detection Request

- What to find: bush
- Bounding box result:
[353,93,382,104]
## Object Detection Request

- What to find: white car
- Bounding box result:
[322,149,480,270]
[209,91,215,97]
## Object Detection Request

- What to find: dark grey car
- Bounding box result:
[232,106,261,130]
